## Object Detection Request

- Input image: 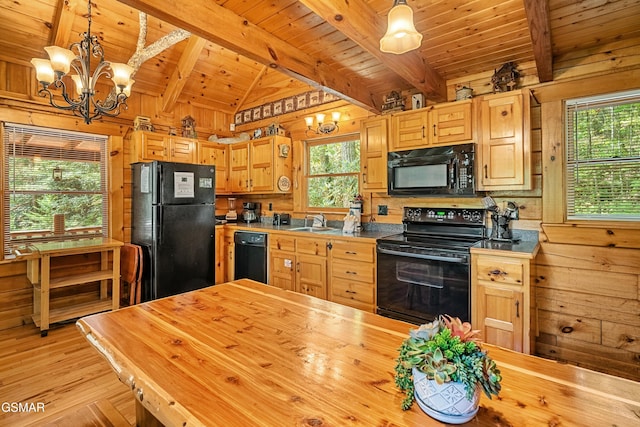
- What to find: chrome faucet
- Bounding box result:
[304,213,326,228]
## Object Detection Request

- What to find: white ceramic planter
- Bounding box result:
[412,367,480,424]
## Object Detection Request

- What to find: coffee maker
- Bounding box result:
[241,202,261,223]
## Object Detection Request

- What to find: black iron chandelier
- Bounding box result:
[31,0,134,124]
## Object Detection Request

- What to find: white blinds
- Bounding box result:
[565,90,640,220]
[2,123,109,254]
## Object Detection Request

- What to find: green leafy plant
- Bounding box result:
[394,315,502,410]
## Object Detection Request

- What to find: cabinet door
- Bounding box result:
[229,143,249,192]
[390,110,428,150]
[270,250,295,292]
[475,283,524,352]
[223,230,235,282]
[432,101,473,145]
[249,138,274,192]
[296,254,327,299]
[198,142,228,194]
[478,91,531,190]
[215,226,224,284]
[140,132,168,161]
[169,137,196,163]
[360,117,388,192]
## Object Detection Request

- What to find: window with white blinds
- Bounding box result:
[2,123,108,255]
[565,90,640,221]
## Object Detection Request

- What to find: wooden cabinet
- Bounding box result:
[27,238,122,336]
[328,240,376,312]
[214,225,225,284]
[130,131,196,164]
[389,100,473,151]
[360,116,388,192]
[477,89,531,190]
[471,251,534,353]
[228,135,292,194]
[268,234,328,298]
[223,228,235,282]
[198,141,229,194]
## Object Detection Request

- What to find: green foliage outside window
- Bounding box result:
[307,138,360,208]
[567,94,640,220]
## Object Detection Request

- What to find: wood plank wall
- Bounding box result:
[0,37,639,383]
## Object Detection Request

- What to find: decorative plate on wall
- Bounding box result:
[277,176,291,191]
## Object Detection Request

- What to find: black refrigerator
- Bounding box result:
[131,161,215,301]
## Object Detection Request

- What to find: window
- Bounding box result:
[2,123,109,255]
[565,90,640,220]
[306,135,360,209]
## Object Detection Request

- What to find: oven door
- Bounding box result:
[376,244,470,324]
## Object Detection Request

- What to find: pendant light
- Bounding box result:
[380,0,423,54]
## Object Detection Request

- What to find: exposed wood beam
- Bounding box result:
[162,36,206,113]
[299,0,447,102]
[523,0,553,82]
[115,0,381,113]
[233,65,268,116]
[51,0,78,47]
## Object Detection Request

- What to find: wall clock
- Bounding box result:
[277,176,291,191]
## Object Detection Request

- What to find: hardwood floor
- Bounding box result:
[0,321,135,426]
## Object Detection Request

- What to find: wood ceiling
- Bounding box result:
[1,0,639,116]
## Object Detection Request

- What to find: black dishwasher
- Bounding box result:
[234,231,268,283]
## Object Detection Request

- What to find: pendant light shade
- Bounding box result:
[380,0,423,54]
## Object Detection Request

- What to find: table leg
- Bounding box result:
[41,254,50,335]
[135,400,165,427]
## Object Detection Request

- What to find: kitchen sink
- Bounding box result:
[288,226,335,232]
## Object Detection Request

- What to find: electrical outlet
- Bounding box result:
[378,205,388,215]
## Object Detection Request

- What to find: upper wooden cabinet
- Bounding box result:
[477,89,532,190]
[228,135,292,194]
[389,100,473,151]
[130,131,195,164]
[360,116,388,192]
[198,141,229,194]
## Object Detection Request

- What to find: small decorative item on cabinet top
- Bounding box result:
[381,90,405,114]
[253,128,263,139]
[181,115,197,138]
[395,315,501,424]
[134,116,154,132]
[455,84,473,100]
[266,122,286,137]
[491,62,520,93]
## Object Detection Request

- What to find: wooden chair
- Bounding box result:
[120,243,143,306]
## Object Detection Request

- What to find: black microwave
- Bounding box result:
[387,143,476,196]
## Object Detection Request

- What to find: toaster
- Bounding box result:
[273,213,290,225]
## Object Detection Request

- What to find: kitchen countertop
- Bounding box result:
[472,236,540,258]
[222,221,399,241]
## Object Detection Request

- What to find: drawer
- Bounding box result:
[296,237,327,256]
[270,235,296,252]
[331,240,375,263]
[475,256,524,286]
[330,277,374,307]
[331,259,375,283]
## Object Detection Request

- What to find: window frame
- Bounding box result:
[564,89,640,222]
[303,133,361,213]
[1,123,110,257]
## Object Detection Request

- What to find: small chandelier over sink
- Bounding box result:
[305,112,341,136]
[380,0,423,54]
[30,0,134,124]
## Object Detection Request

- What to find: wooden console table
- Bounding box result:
[27,238,123,336]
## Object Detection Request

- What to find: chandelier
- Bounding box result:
[30,0,134,124]
[379,0,423,54]
[304,112,341,136]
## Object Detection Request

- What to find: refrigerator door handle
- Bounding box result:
[157,206,163,245]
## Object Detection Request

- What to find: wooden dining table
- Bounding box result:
[76,279,640,426]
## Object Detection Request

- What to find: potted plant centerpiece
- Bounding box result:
[394,315,502,424]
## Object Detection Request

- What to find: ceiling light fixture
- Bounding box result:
[380,0,423,54]
[305,112,341,136]
[30,0,134,124]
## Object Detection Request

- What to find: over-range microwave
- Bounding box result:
[387,143,476,196]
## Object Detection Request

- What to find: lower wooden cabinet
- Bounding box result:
[328,240,376,312]
[223,228,235,282]
[214,225,225,284]
[471,251,535,353]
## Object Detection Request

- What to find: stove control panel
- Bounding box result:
[403,207,485,224]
